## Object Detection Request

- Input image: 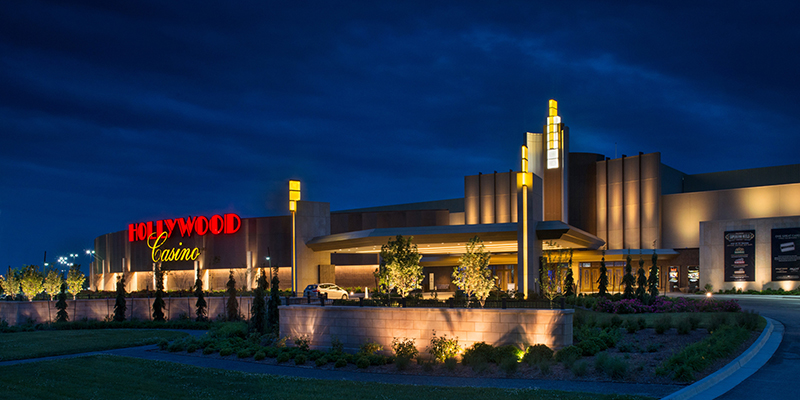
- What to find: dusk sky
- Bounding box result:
[2,1,799,275]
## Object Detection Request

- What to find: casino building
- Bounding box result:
[91,100,800,296]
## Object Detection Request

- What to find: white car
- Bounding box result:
[303,283,349,299]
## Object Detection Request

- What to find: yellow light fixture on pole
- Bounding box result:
[289,180,300,295]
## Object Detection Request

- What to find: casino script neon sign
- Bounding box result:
[127,214,242,263]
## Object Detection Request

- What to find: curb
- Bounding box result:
[661,317,782,400]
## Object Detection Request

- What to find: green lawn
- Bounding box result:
[0,355,653,400]
[0,329,188,361]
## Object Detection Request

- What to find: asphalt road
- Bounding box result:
[705,295,800,400]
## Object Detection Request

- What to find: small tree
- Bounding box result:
[267,265,280,334]
[452,236,495,307]
[0,268,21,300]
[66,264,86,300]
[113,274,127,322]
[647,249,660,298]
[597,251,609,297]
[194,274,207,322]
[226,270,239,321]
[541,246,571,307]
[55,282,69,323]
[19,265,44,301]
[376,235,423,298]
[635,256,647,300]
[250,268,268,334]
[563,252,575,297]
[622,252,635,299]
[152,263,166,321]
[42,267,63,300]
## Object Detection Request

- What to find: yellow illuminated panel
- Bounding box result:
[289,191,301,201]
[289,180,301,212]
[289,180,301,191]
[546,99,560,169]
[289,200,297,212]
[521,145,528,172]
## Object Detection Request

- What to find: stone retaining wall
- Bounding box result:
[279,305,573,354]
[0,297,255,325]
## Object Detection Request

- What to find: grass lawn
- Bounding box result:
[0,355,654,400]
[0,329,188,361]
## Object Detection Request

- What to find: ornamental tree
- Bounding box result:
[113,274,127,322]
[541,246,571,307]
[226,270,240,321]
[597,251,609,297]
[622,252,635,299]
[648,249,660,298]
[563,252,575,297]
[152,263,166,321]
[55,282,69,323]
[66,264,86,300]
[376,235,423,298]
[635,256,647,300]
[452,236,495,307]
[43,268,63,300]
[0,268,21,300]
[19,265,44,301]
[250,268,268,334]
[267,266,280,334]
[194,275,208,322]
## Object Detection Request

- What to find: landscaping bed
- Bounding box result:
[156,309,763,385]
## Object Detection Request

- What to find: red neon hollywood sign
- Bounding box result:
[128,213,241,242]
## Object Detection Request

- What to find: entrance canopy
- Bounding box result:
[306,220,605,255]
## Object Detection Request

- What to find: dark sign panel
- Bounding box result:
[724,230,755,282]
[772,227,800,281]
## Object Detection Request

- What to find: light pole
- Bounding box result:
[289,180,300,296]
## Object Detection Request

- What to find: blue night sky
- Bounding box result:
[1,1,799,274]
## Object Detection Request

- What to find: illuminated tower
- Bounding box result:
[525,99,568,222]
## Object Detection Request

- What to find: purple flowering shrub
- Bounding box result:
[594,296,740,314]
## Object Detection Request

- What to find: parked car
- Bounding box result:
[303,283,349,299]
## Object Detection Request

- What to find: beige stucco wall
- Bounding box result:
[664,183,800,249]
[700,215,800,292]
[280,305,573,355]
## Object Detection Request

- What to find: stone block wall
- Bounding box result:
[280,305,573,354]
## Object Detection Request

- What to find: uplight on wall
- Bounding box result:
[546,99,561,169]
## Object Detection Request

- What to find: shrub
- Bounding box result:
[265,347,280,358]
[736,310,760,331]
[491,345,521,363]
[654,315,672,334]
[606,355,628,379]
[276,352,291,363]
[499,356,518,375]
[168,341,185,352]
[676,318,692,335]
[330,336,344,353]
[219,347,234,357]
[578,337,605,356]
[538,360,552,375]
[462,342,494,366]
[368,354,387,366]
[391,337,419,359]
[211,322,249,339]
[356,356,370,369]
[555,345,582,366]
[444,357,458,371]
[646,343,663,353]
[623,319,638,334]
[708,314,729,333]
[294,335,310,352]
[203,346,217,355]
[688,315,701,331]
[609,315,622,327]
[522,344,553,365]
[254,351,266,361]
[359,340,383,356]
[294,354,307,365]
[334,358,348,368]
[315,356,328,367]
[571,360,589,377]
[594,351,609,371]
[186,344,198,353]
[157,338,169,350]
[427,331,460,362]
[637,316,647,330]
[237,348,253,358]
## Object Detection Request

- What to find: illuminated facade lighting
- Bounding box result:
[546,99,561,169]
[289,180,300,294]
